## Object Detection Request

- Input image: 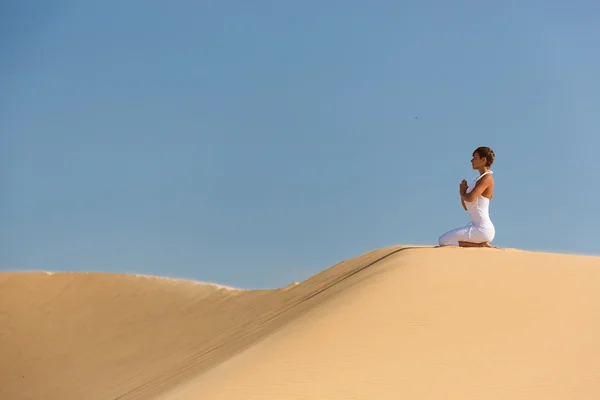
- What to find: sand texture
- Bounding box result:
[2,246,600,399]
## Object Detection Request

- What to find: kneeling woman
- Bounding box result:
[438,147,496,248]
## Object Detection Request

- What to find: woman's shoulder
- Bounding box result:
[478,172,494,185]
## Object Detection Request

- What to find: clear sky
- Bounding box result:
[2,1,599,289]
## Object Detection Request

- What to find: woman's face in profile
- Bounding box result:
[471,153,483,169]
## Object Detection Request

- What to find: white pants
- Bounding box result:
[438,222,495,246]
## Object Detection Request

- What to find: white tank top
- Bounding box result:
[465,171,493,226]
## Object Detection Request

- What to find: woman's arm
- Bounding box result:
[460,174,491,202]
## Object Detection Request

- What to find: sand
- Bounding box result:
[1,246,600,399]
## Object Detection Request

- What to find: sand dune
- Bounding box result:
[2,246,600,399]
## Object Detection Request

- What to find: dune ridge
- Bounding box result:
[2,246,600,399]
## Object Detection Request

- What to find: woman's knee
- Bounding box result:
[438,226,469,246]
[438,233,452,246]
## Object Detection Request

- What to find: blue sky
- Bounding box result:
[2,1,599,289]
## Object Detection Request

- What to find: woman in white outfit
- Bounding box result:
[438,147,496,248]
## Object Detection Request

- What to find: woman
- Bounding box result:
[438,146,496,248]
